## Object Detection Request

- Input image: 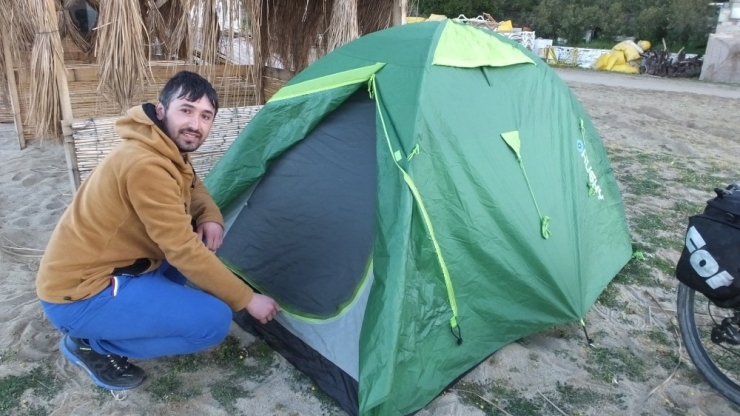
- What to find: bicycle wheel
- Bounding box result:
[677,282,740,405]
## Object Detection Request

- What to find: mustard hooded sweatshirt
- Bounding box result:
[36,104,254,311]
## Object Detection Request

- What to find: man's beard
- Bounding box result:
[162,114,203,153]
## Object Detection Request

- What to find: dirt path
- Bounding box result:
[555,67,740,99]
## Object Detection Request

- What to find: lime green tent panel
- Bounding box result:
[433,18,535,67]
[269,63,386,102]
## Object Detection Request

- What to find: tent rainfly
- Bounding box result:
[205,19,633,416]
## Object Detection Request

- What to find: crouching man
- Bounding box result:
[36,71,279,390]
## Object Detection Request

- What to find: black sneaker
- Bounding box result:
[59,335,146,390]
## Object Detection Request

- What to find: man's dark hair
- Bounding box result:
[159,71,219,115]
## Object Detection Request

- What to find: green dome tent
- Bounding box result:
[205,19,632,416]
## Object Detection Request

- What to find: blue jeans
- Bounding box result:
[40,262,232,359]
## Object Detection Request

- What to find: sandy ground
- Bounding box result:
[2,68,740,416]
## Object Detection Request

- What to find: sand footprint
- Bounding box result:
[45,201,63,210]
[12,217,30,228]
[21,175,42,187]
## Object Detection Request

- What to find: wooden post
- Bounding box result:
[1,26,27,149]
[392,0,407,27]
[45,0,80,191]
[59,80,81,192]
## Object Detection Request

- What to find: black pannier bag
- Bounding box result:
[676,183,740,308]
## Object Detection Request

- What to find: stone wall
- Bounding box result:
[716,1,740,34]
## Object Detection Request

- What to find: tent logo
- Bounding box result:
[685,226,734,289]
[577,139,604,200]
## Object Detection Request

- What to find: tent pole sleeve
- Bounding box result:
[369,75,462,340]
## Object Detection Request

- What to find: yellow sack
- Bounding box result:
[594,51,625,71]
[612,41,642,62]
[609,63,640,74]
[406,17,426,23]
[611,51,626,66]
[593,54,611,70]
[545,47,557,65]
[427,14,447,21]
[497,20,513,32]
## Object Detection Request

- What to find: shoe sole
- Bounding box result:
[59,337,144,391]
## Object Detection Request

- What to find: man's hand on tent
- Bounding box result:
[246,293,281,324]
[197,221,224,251]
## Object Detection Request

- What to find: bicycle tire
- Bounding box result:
[677,282,740,405]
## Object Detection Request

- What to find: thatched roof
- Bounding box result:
[0,0,399,141]
[255,0,396,73]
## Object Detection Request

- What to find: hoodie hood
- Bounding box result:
[115,104,190,171]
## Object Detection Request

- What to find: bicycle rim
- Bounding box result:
[677,283,740,405]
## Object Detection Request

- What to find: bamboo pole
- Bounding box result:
[252,0,265,104]
[1,25,27,149]
[391,0,407,26]
[44,0,79,191]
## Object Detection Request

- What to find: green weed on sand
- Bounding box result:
[143,335,278,414]
[0,365,62,416]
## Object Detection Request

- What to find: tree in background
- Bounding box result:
[495,0,539,27]
[417,0,718,53]
[622,0,667,46]
[595,1,628,40]
[531,0,598,43]
[416,0,505,18]
[665,0,718,50]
